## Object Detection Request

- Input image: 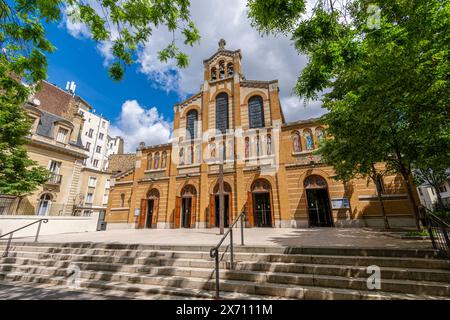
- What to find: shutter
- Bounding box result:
[175,197,181,228]
[209,194,215,228]
[247,191,254,227]
[215,93,229,134]
[139,199,147,229]
[248,96,264,128]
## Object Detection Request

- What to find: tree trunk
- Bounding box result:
[374,179,390,229]
[401,172,421,230]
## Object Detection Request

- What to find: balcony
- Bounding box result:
[47,173,62,185]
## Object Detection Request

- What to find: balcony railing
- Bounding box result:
[47,173,62,184]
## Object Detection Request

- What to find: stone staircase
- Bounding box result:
[0,242,449,300]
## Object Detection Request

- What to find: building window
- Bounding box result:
[147,154,152,170]
[215,92,229,134]
[186,109,198,140]
[85,192,94,204]
[418,188,423,196]
[99,133,104,140]
[154,152,160,169]
[120,193,125,207]
[304,130,313,150]
[48,160,61,174]
[88,129,94,138]
[96,146,101,153]
[248,96,265,129]
[56,127,68,143]
[86,142,91,151]
[105,179,110,189]
[93,159,99,167]
[88,176,97,187]
[161,151,167,169]
[102,121,106,128]
[439,185,448,193]
[102,194,108,205]
[292,131,301,152]
[37,193,52,216]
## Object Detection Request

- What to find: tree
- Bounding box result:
[248,0,450,229]
[0,0,200,202]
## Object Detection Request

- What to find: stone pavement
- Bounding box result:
[13,227,431,249]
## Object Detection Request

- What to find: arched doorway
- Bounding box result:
[37,193,52,216]
[304,175,333,227]
[248,179,274,227]
[138,189,159,229]
[209,182,232,228]
[175,185,197,228]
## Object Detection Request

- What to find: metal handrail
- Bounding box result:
[424,210,450,259]
[0,219,48,257]
[210,211,246,299]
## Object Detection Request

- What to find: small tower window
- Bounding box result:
[227,63,234,77]
[219,61,225,79]
[211,67,217,81]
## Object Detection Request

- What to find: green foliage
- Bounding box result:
[0,0,200,196]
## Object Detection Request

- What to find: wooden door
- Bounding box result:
[138,199,147,229]
[175,196,181,228]
[190,196,197,228]
[152,198,159,226]
[209,194,215,228]
[247,191,254,227]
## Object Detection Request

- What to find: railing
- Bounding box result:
[0,219,48,257]
[425,211,450,259]
[47,173,62,184]
[210,211,246,299]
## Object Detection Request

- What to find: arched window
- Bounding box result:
[304,130,313,150]
[211,67,217,81]
[215,92,229,134]
[219,61,225,79]
[248,96,265,128]
[37,193,52,216]
[161,151,167,169]
[186,109,198,140]
[292,131,301,152]
[154,152,160,169]
[120,193,125,207]
[227,63,234,77]
[266,134,272,155]
[147,153,152,170]
[179,148,185,165]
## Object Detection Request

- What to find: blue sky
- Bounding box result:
[42,0,325,152]
[44,23,181,123]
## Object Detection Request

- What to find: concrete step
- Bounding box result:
[2,262,450,297]
[1,242,438,258]
[2,256,450,283]
[1,270,447,300]
[4,249,450,271]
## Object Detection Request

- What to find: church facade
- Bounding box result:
[105,40,418,229]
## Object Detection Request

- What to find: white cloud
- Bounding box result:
[61,4,91,39]
[109,100,172,152]
[61,0,327,122]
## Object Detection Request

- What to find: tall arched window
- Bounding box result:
[215,92,229,134]
[227,63,234,77]
[161,151,167,169]
[186,109,198,140]
[37,193,52,216]
[154,152,160,169]
[211,67,217,81]
[248,96,265,128]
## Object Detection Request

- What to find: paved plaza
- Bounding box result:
[13,227,431,249]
